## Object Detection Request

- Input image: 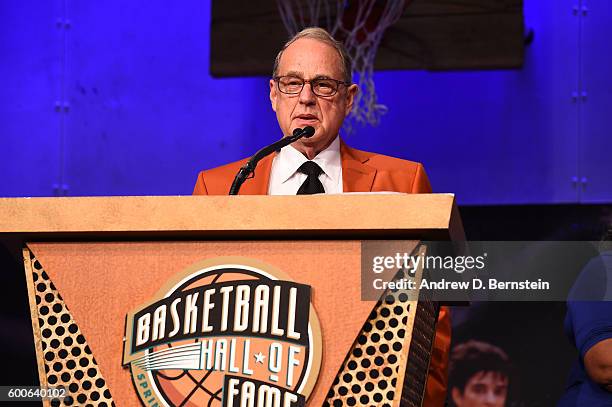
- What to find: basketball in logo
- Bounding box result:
[123,258,322,407]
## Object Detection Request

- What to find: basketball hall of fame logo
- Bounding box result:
[122,258,322,407]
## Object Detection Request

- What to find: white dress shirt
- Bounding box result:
[268,135,343,195]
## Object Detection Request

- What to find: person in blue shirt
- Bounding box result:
[558,238,612,406]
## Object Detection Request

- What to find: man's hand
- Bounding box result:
[584,337,612,392]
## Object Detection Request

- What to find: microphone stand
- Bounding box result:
[228,126,314,195]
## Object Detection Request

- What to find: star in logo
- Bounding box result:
[254,352,266,364]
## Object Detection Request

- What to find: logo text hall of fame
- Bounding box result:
[122,264,321,407]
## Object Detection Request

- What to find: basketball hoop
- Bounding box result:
[277,0,408,129]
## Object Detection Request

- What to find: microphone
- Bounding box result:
[228,126,315,195]
[296,126,315,138]
[277,126,314,152]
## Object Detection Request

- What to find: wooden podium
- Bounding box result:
[0,194,463,407]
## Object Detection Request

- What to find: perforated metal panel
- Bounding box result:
[24,248,115,406]
[324,245,438,407]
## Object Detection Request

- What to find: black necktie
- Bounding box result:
[296,161,325,194]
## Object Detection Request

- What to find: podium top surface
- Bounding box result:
[0,194,463,240]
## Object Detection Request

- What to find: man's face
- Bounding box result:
[270,38,358,159]
[451,371,508,407]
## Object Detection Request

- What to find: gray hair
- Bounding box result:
[272,27,352,84]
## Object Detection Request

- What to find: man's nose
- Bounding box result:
[298,82,316,105]
[483,391,499,405]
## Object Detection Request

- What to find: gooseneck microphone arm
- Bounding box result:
[228,126,315,195]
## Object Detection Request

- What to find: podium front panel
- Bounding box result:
[23,239,436,406]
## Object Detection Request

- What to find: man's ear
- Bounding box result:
[344,84,359,117]
[270,79,278,112]
[451,387,463,406]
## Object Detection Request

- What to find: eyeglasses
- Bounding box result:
[274,75,349,97]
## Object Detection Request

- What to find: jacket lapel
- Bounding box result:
[239,153,274,195]
[340,140,377,192]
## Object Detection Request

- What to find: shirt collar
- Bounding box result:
[275,135,341,184]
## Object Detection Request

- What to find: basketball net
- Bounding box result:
[277,0,406,129]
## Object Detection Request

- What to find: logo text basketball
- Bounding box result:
[122,260,321,407]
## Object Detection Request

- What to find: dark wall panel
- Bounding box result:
[211,0,524,76]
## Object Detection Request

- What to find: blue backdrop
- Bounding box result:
[1,0,610,204]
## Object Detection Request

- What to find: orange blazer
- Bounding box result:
[193,140,450,406]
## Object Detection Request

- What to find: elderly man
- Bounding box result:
[193,27,450,405]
